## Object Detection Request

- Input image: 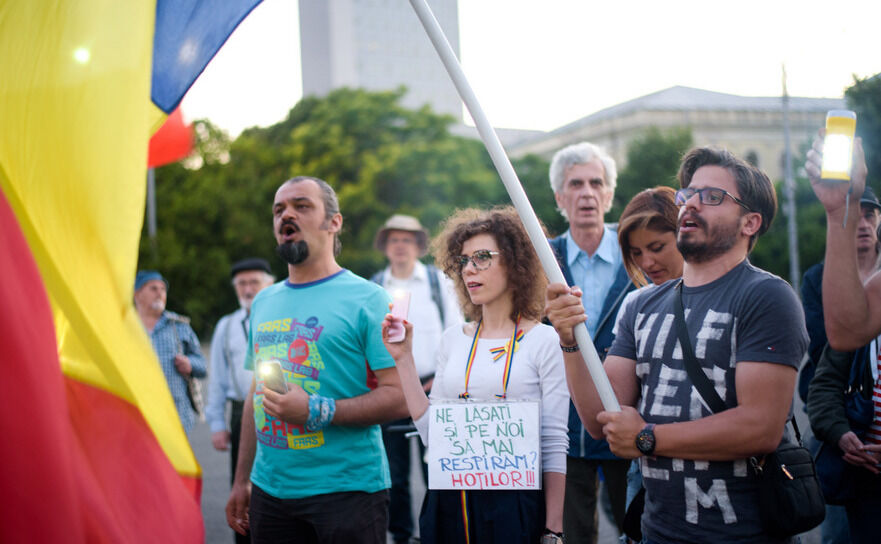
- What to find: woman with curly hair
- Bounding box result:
[382,206,569,544]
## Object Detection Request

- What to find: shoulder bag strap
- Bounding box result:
[675,281,803,443]
[169,314,183,355]
[426,264,446,326]
[223,314,244,399]
[673,281,727,414]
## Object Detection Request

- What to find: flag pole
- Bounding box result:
[409,0,620,412]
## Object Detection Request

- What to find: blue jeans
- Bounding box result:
[820,504,850,544]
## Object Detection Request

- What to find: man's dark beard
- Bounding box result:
[276,240,309,265]
[676,215,740,264]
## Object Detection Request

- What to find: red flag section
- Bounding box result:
[0,190,203,542]
[148,107,194,168]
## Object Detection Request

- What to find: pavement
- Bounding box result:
[191,417,238,544]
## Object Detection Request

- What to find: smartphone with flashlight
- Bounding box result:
[387,290,411,343]
[259,360,288,394]
[821,110,857,182]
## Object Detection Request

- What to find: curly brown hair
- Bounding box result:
[430,206,547,323]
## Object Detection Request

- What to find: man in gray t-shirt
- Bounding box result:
[547,147,807,543]
[611,260,805,542]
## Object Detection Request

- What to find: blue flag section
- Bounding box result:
[151,0,263,113]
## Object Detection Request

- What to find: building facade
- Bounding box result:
[508,86,845,181]
[299,0,462,120]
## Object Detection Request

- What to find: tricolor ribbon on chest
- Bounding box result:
[459,314,521,400]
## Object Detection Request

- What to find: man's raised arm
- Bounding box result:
[807,133,881,349]
[545,282,639,437]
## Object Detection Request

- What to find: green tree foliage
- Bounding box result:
[846,73,881,188]
[258,87,501,276]
[748,171,828,282]
[507,153,565,237]
[139,88,567,335]
[611,126,694,220]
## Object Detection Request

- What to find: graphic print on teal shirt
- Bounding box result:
[252,316,327,450]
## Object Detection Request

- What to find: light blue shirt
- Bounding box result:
[564,226,622,337]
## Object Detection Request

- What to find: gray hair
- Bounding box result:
[284,176,342,255]
[548,142,618,216]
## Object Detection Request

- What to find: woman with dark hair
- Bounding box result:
[617,186,683,288]
[612,187,685,338]
[382,206,569,544]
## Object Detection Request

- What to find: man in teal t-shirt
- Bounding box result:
[226,176,407,544]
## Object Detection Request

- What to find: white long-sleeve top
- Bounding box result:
[206,308,253,433]
[415,323,570,474]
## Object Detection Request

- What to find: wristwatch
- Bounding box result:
[635,423,656,456]
[540,528,564,544]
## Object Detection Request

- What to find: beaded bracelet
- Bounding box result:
[305,394,336,432]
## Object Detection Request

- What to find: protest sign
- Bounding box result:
[427,400,541,490]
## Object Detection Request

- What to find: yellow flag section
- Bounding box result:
[0,2,202,537]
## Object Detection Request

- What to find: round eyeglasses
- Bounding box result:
[456,250,500,272]
[675,187,752,212]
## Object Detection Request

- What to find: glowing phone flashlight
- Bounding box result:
[821,110,857,182]
[259,360,288,394]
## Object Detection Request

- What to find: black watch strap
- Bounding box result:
[636,423,656,455]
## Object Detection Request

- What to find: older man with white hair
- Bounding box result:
[548,142,634,543]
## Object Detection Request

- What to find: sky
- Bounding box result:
[182,0,881,138]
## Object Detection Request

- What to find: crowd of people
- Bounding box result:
[134,126,880,543]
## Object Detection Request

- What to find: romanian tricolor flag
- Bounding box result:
[0,1,260,541]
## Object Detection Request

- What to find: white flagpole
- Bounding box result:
[409,0,620,412]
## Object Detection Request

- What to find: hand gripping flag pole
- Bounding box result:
[409,0,620,412]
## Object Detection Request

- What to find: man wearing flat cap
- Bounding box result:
[206,258,275,544]
[134,270,207,433]
[371,214,460,544]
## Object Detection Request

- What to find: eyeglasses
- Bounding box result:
[456,250,500,271]
[675,187,752,212]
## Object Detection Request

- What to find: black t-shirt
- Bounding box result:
[609,260,808,544]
